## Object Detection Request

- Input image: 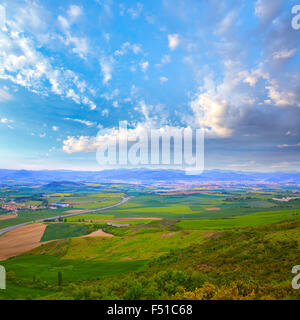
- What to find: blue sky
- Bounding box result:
[0,0,300,171]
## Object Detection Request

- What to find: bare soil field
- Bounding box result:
[64,209,87,214]
[0,223,46,261]
[0,214,17,221]
[82,229,114,237]
[205,207,220,211]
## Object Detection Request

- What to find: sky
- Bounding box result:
[0,0,300,172]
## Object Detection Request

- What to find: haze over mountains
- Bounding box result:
[0,169,300,185]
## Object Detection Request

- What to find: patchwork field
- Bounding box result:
[0,184,300,300]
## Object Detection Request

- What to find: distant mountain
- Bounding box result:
[44,181,83,188]
[0,168,300,185]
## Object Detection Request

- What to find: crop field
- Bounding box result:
[1,183,300,300]
[41,223,90,242]
[102,193,298,220]
[66,214,115,222]
[177,210,298,230]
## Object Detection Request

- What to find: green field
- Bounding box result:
[32,226,207,261]
[1,184,300,300]
[103,193,295,219]
[41,223,90,242]
[177,210,299,230]
[66,214,115,222]
[0,254,147,285]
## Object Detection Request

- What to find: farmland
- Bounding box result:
[0,181,300,300]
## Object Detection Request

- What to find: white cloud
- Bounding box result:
[52,126,59,131]
[160,76,168,83]
[58,14,88,60]
[57,15,70,30]
[273,49,297,60]
[140,61,149,72]
[189,65,267,138]
[216,10,237,35]
[102,108,109,116]
[127,3,143,19]
[68,5,82,19]
[239,69,269,87]
[64,118,96,127]
[190,91,233,138]
[62,123,189,155]
[278,142,300,148]
[132,44,142,54]
[82,96,96,110]
[156,55,171,68]
[66,89,80,104]
[168,34,180,50]
[263,77,300,108]
[100,56,114,84]
[0,88,12,101]
[0,116,13,129]
[68,36,88,59]
[254,0,284,23]
[114,42,142,56]
[161,54,171,64]
[0,13,96,110]
[101,89,119,101]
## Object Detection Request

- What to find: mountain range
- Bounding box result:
[0,168,300,185]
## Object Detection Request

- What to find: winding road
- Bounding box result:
[0,196,132,236]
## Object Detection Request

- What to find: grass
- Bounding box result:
[33,226,207,261]
[9,218,300,300]
[118,205,194,215]
[41,223,89,242]
[0,283,53,300]
[177,210,299,230]
[66,214,115,222]
[0,255,147,284]
[72,198,121,209]
[103,193,292,219]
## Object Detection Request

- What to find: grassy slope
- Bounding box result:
[41,223,90,242]
[1,217,300,299]
[45,218,300,300]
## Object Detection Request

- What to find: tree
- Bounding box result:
[58,271,63,287]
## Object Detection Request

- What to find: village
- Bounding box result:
[0,197,61,214]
